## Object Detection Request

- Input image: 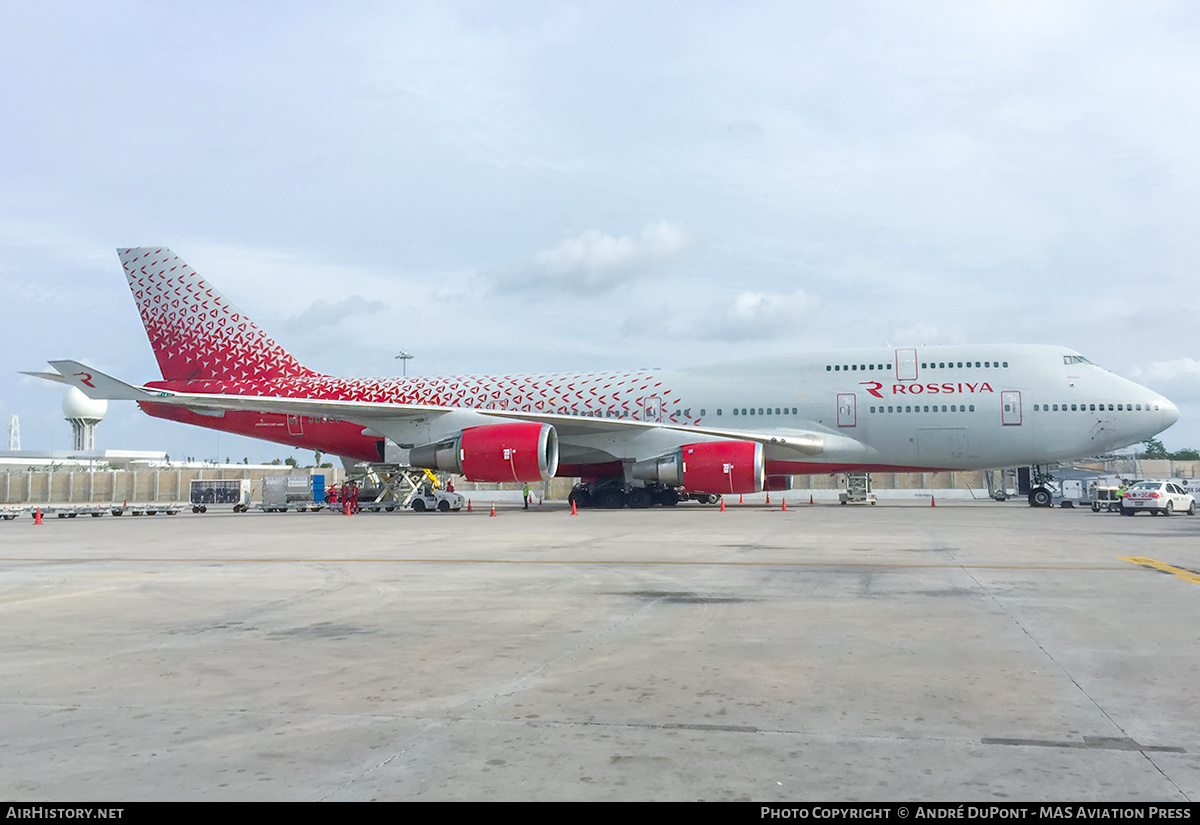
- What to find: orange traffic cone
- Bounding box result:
[719,497,726,512]
[739,494,743,504]
[931,495,936,507]
[34,507,42,525]
[809,494,814,505]
[765,492,770,505]
[467,499,472,512]
[781,498,787,511]
[571,499,578,515]
[489,502,497,517]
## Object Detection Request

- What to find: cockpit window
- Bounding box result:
[1063,355,1091,365]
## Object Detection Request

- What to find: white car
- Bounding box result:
[410,488,466,513]
[1121,481,1196,516]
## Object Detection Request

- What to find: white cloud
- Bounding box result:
[1135,357,1200,383]
[706,289,817,342]
[529,221,692,293]
[1130,358,1200,403]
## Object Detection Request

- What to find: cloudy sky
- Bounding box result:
[2,1,1198,462]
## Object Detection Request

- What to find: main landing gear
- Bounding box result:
[1027,465,1054,508]
[568,480,719,509]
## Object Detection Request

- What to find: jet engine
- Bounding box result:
[632,440,764,494]
[409,422,559,483]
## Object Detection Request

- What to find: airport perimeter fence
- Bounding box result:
[0,467,345,506]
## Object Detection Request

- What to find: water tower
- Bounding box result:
[62,388,108,452]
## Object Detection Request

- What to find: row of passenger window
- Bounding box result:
[1033,403,1159,412]
[666,408,799,418]
[922,360,1007,369]
[730,407,798,416]
[869,405,976,413]
[825,360,1010,372]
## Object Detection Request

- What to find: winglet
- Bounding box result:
[47,360,167,401]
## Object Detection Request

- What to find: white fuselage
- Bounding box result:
[641,344,1176,471]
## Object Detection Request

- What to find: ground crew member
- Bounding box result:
[523,482,530,509]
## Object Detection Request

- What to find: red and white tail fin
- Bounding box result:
[118,247,317,382]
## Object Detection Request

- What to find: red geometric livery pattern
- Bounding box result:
[123,248,687,423]
[120,248,317,383]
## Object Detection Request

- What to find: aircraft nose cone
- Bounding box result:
[1162,398,1181,429]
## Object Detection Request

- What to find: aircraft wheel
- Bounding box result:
[1030,488,1052,508]
[627,489,650,509]
[600,489,626,509]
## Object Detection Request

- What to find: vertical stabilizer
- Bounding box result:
[118,247,317,382]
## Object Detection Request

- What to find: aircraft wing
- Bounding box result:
[45,360,829,458]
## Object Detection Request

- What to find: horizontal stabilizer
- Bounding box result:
[48,360,164,402]
[20,370,70,385]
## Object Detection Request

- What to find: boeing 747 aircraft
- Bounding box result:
[35,248,1179,508]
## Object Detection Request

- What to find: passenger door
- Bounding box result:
[1001,391,1022,426]
[837,393,857,427]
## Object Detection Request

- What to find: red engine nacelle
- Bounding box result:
[632,440,764,494]
[409,422,559,483]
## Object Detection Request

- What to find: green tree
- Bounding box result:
[1141,437,1168,459]
[1170,448,1200,461]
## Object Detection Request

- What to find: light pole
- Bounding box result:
[395,351,414,377]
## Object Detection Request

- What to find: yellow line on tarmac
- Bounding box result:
[1121,557,1200,586]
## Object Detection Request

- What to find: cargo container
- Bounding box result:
[189,478,252,513]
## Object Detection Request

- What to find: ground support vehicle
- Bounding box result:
[359,501,399,512]
[34,505,121,518]
[409,488,465,512]
[190,479,252,513]
[259,474,326,513]
[106,503,181,516]
[1089,486,1123,513]
[1121,481,1196,516]
[2,505,23,520]
[838,473,877,505]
